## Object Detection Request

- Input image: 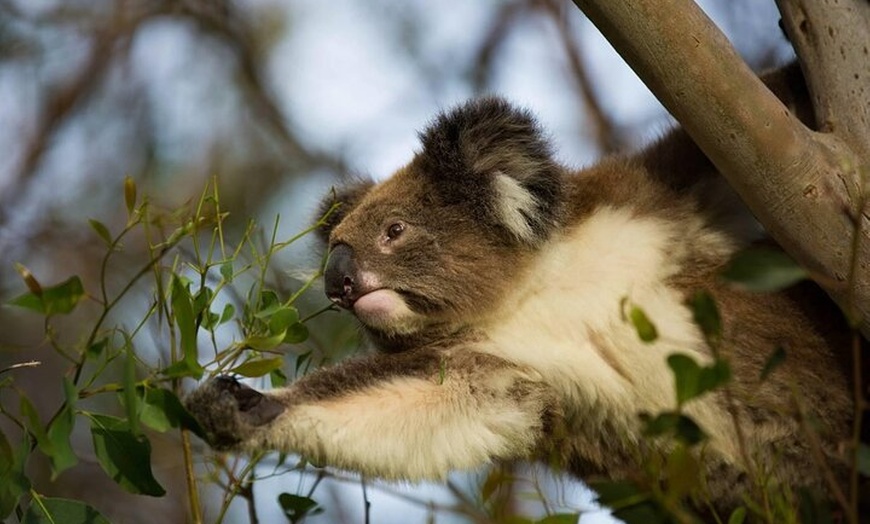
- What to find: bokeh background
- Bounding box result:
[0,1,795,522]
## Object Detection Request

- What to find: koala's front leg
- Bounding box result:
[185,348,559,481]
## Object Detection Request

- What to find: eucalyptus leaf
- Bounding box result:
[88,219,113,246]
[629,305,658,343]
[23,497,110,524]
[278,493,322,523]
[722,248,808,292]
[89,414,166,496]
[231,358,284,378]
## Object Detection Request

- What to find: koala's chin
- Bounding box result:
[352,289,428,337]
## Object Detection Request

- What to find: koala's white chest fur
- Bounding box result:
[478,205,740,460]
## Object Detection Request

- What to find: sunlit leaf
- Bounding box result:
[270,368,287,387]
[629,305,658,343]
[88,414,165,496]
[244,332,286,351]
[88,219,113,246]
[722,248,808,292]
[230,358,284,378]
[23,496,110,524]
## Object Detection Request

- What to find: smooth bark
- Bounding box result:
[571,0,870,334]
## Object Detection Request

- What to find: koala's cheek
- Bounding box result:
[353,289,419,333]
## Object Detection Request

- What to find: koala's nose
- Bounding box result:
[324,243,358,309]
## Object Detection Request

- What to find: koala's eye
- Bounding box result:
[386,222,405,241]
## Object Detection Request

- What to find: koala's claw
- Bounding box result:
[184,376,285,450]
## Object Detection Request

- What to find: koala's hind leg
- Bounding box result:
[185,348,559,481]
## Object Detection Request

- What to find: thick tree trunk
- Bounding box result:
[570,0,870,335]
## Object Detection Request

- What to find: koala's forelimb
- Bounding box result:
[186,348,558,481]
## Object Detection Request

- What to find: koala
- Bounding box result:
[185,64,853,514]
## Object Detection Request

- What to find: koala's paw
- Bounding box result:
[184,376,285,450]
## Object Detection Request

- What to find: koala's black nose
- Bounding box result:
[324,243,357,309]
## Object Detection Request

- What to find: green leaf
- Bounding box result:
[42,276,85,315]
[640,411,707,446]
[687,290,721,345]
[140,388,203,437]
[161,358,204,379]
[857,443,870,476]
[667,354,702,407]
[123,337,140,435]
[87,338,108,360]
[88,219,113,246]
[21,396,51,456]
[629,305,658,343]
[667,354,729,407]
[89,414,166,496]
[8,292,43,313]
[728,507,747,524]
[278,493,322,523]
[0,432,31,519]
[698,358,731,396]
[171,277,203,380]
[268,307,299,334]
[722,248,808,292]
[244,332,286,351]
[220,261,234,283]
[23,496,110,524]
[10,276,85,316]
[480,467,510,502]
[219,303,235,324]
[124,175,137,215]
[590,481,667,524]
[46,379,78,479]
[230,358,284,378]
[760,347,787,381]
[270,367,287,387]
[664,446,700,500]
[283,323,309,344]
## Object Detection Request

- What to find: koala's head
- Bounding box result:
[317,97,564,350]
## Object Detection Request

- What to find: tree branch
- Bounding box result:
[570,0,870,334]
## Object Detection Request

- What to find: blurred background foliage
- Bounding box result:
[0,1,795,522]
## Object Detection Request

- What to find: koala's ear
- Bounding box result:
[417,97,563,245]
[315,179,375,244]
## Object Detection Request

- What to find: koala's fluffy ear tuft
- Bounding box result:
[315,179,375,244]
[417,97,563,245]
